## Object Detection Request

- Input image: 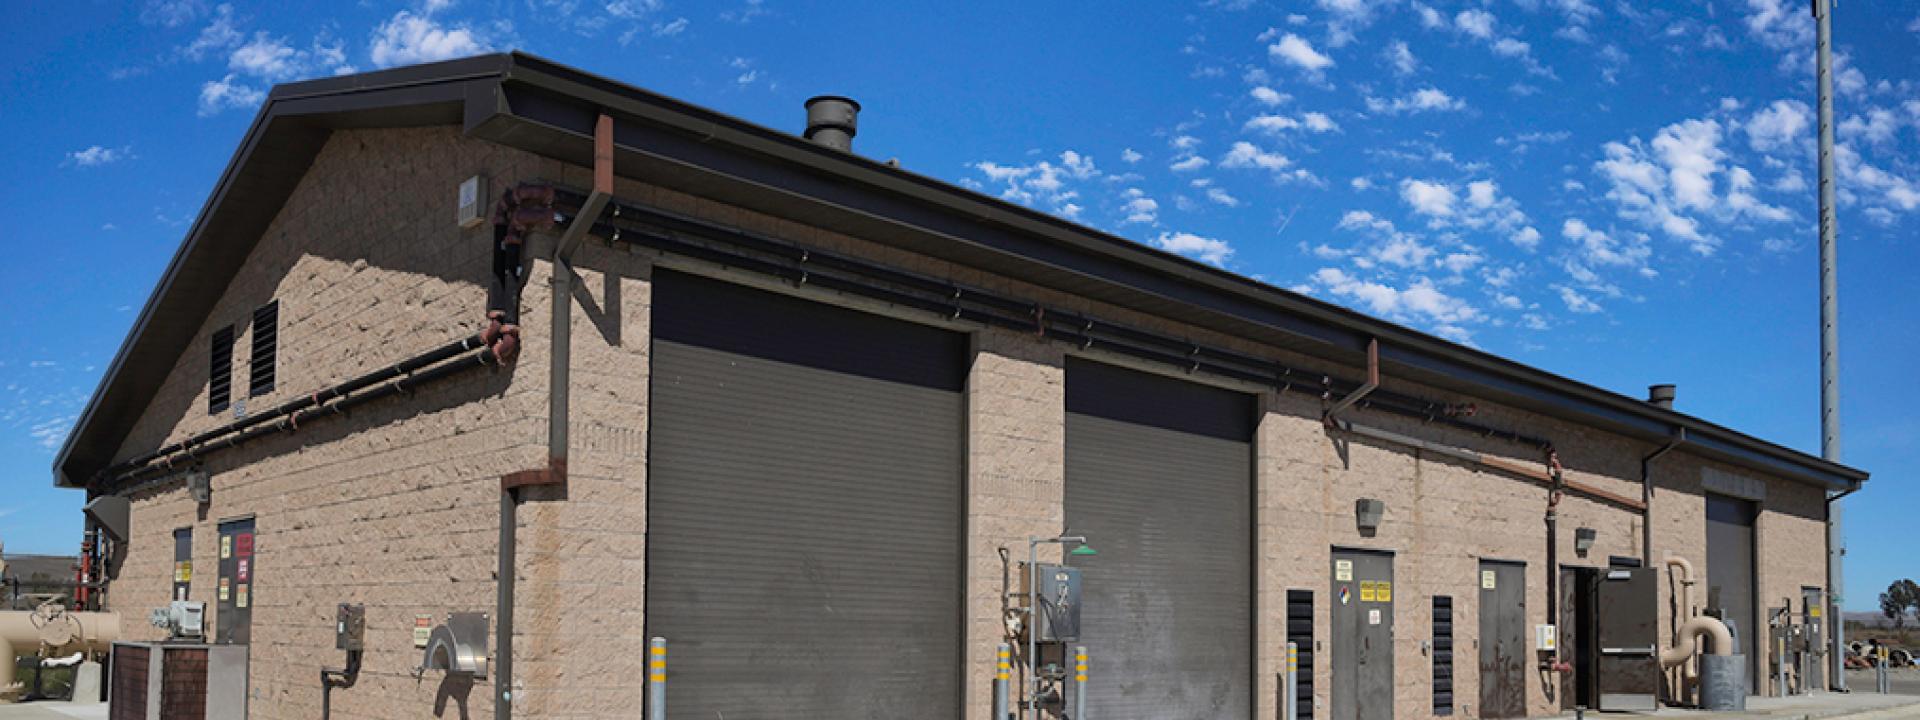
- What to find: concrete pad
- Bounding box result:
[1547,690,1920,719]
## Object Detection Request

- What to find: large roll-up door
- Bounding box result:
[1065,359,1254,719]
[646,270,966,719]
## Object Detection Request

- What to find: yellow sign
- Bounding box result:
[220,536,232,559]
[1360,581,1377,602]
[1378,581,1392,602]
[1481,570,1497,590]
[174,561,192,583]
[1810,606,1823,618]
[218,577,230,601]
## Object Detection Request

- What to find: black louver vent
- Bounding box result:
[1434,595,1455,716]
[209,325,233,415]
[1287,589,1314,719]
[248,301,278,397]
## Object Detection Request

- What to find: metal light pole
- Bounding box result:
[1813,0,1846,692]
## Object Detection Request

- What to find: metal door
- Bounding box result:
[1477,560,1526,719]
[1331,549,1395,720]
[1706,494,1758,693]
[214,518,253,645]
[1065,359,1254,720]
[646,270,966,719]
[1594,567,1659,710]
[1802,586,1825,690]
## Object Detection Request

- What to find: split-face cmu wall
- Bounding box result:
[98,126,1831,719]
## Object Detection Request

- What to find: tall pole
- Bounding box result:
[1814,0,1846,692]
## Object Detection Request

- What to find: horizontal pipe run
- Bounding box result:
[556,192,1557,452]
[1336,419,1645,512]
[102,343,500,491]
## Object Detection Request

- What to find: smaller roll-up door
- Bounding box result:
[646,270,967,719]
[1065,359,1255,720]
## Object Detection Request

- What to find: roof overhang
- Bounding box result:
[55,52,1869,494]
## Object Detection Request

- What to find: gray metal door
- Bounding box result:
[1477,560,1526,719]
[1331,549,1395,720]
[1065,359,1253,720]
[1802,586,1825,690]
[1706,494,1758,693]
[646,271,966,720]
[1594,567,1659,711]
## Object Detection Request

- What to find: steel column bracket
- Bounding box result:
[500,461,568,491]
[554,113,615,262]
[1324,337,1380,423]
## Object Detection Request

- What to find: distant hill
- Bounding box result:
[2,552,77,609]
[1847,610,1920,629]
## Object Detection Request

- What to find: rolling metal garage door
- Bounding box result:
[1065,359,1254,720]
[1706,494,1758,694]
[646,270,966,719]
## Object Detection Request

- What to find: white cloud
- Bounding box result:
[228,32,351,80]
[1744,0,1811,51]
[1746,99,1811,153]
[1365,87,1466,114]
[1250,86,1290,106]
[1510,225,1542,250]
[1593,116,1794,254]
[1454,9,1496,39]
[66,145,130,167]
[369,10,491,68]
[1308,267,1484,330]
[1170,155,1210,172]
[1121,148,1143,163]
[1839,107,1901,146]
[1269,34,1334,74]
[1302,112,1339,133]
[1245,114,1300,133]
[1492,38,1530,57]
[1154,231,1234,265]
[1414,3,1445,28]
[969,150,1103,218]
[1556,285,1602,313]
[1205,187,1240,207]
[1386,40,1417,76]
[1220,141,1291,170]
[1121,188,1159,224]
[198,73,264,116]
[1400,179,1457,217]
[182,3,240,61]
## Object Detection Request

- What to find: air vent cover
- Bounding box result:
[248,301,277,397]
[208,326,233,415]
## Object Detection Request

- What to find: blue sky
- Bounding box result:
[1,0,1914,609]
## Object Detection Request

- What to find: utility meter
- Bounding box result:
[336,603,366,652]
[1028,564,1082,643]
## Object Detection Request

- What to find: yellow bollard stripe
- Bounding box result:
[651,647,667,656]
[650,673,666,682]
[651,660,667,669]
[1075,675,1086,682]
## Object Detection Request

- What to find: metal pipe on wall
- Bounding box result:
[1641,432,1686,566]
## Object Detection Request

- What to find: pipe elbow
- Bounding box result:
[1665,555,1695,584]
[1662,615,1735,667]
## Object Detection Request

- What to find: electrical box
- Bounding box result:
[457,175,488,228]
[149,600,206,640]
[1535,624,1558,651]
[336,603,366,652]
[1021,563,1082,643]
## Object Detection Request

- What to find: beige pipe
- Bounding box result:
[0,611,121,697]
[1661,614,1735,667]
[1666,555,1696,618]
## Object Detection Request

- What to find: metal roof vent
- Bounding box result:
[804,95,860,152]
[1648,383,1676,410]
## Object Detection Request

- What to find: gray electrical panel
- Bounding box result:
[1032,564,1082,643]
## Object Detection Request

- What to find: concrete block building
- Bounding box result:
[54,54,1866,719]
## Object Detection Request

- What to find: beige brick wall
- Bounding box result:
[94,121,1835,720]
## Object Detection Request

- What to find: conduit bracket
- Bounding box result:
[1323,337,1380,424]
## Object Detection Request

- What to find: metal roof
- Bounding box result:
[53,52,1869,492]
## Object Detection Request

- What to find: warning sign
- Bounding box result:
[1339,585,1351,605]
[235,533,253,557]
[238,558,249,582]
[236,584,249,609]
[1335,560,1353,582]
[218,577,230,601]
[1481,570,1497,590]
[414,615,434,648]
[1368,609,1381,625]
[1378,581,1392,602]
[1811,606,1823,618]
[220,535,232,559]
[1360,581,1377,602]
[174,561,192,583]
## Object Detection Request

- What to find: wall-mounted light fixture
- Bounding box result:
[186,469,212,505]
[1356,499,1385,536]
[1574,527,1597,557]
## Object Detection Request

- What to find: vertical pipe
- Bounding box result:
[1814,0,1847,692]
[649,637,667,719]
[1027,539,1039,720]
[1074,645,1087,720]
[496,488,517,719]
[1286,641,1299,720]
[550,256,574,472]
[1777,635,1788,698]
[995,643,1011,720]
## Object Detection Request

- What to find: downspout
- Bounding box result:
[1544,451,1570,675]
[1641,430,1686,566]
[1826,481,1860,692]
[492,112,613,720]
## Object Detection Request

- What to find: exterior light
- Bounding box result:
[1575,527,1597,557]
[1070,544,1099,557]
[1356,498,1385,535]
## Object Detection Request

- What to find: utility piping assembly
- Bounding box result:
[1662,615,1735,667]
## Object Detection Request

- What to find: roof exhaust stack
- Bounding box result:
[1648,383,1676,410]
[804,96,860,152]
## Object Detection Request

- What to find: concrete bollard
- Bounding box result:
[995,643,1011,720]
[649,637,667,720]
[1074,645,1088,720]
